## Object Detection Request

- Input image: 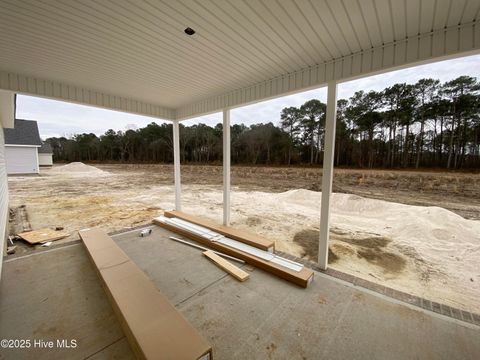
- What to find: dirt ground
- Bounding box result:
[101,164,480,220]
[7,163,480,313]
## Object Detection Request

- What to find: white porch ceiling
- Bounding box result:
[0,0,479,120]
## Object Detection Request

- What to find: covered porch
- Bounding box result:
[1,0,480,358]
[1,225,479,359]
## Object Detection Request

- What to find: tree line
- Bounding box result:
[47,75,480,169]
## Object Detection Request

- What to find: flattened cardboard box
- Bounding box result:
[79,229,212,360]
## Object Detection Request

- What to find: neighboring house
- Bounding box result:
[38,142,53,166]
[3,119,42,174]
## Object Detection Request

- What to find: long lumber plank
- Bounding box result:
[79,228,212,360]
[153,219,314,288]
[203,250,249,281]
[164,210,274,252]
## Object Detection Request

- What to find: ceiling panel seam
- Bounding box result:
[175,21,479,120]
[0,6,223,91]
[157,0,282,79]
[34,0,256,87]
[225,0,304,70]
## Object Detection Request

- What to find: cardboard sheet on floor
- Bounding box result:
[18,228,69,244]
[78,228,212,360]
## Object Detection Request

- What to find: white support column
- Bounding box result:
[223,109,231,226]
[318,81,338,270]
[173,120,182,211]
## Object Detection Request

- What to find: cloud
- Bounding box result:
[16,96,168,138]
[16,54,480,137]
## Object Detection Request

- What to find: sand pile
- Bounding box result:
[50,162,110,177]
[155,187,480,312]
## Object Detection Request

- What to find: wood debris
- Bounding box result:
[17,228,69,244]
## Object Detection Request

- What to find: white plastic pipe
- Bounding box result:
[169,236,245,263]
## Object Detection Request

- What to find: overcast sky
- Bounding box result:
[16,54,480,139]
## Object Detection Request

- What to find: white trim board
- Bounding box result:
[5,144,41,148]
[0,71,175,121]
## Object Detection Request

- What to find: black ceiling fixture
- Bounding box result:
[184,27,195,36]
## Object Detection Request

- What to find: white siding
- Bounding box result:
[38,153,53,166]
[5,146,39,174]
[0,124,8,277]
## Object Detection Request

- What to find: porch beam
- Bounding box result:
[0,90,15,128]
[173,120,181,211]
[318,81,338,270]
[0,71,175,121]
[223,109,231,226]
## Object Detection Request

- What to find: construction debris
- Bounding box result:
[9,205,32,236]
[139,228,152,237]
[169,236,245,263]
[18,205,32,232]
[154,215,314,288]
[6,246,16,255]
[17,228,69,245]
[164,210,274,252]
[203,250,249,282]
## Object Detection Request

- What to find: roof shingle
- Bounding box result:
[4,119,42,146]
[39,142,52,154]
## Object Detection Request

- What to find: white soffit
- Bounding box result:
[0,0,479,120]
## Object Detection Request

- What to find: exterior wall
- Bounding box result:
[0,124,8,277]
[4,146,39,174]
[38,153,53,166]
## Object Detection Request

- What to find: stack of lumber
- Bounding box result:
[79,228,212,360]
[164,210,274,252]
[154,211,314,288]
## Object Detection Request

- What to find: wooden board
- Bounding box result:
[203,250,249,281]
[79,228,212,360]
[18,228,69,244]
[154,218,314,288]
[164,210,275,251]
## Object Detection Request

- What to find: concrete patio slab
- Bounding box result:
[0,243,133,360]
[0,225,479,360]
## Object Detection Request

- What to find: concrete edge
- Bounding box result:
[3,223,154,262]
[275,250,480,327]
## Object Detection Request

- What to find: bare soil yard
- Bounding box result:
[102,164,480,220]
[7,163,480,313]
